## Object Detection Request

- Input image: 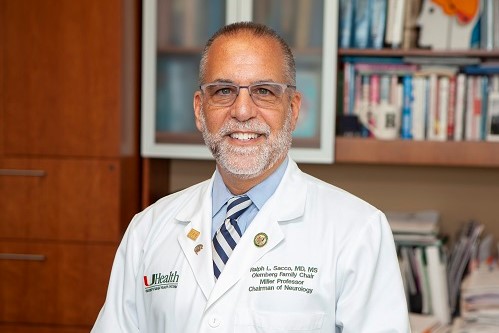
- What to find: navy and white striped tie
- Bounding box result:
[212,195,252,279]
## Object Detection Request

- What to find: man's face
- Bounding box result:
[193,33,301,179]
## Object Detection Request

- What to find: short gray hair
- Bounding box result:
[198,22,296,86]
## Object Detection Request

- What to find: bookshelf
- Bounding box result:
[339,48,499,59]
[336,46,499,168]
[336,0,499,170]
[335,137,499,167]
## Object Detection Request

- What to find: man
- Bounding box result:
[92,22,410,332]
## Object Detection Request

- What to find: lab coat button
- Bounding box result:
[209,317,221,328]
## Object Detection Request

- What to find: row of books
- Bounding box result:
[387,210,452,329]
[339,0,499,50]
[340,58,499,142]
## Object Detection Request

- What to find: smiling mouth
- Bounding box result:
[229,132,261,141]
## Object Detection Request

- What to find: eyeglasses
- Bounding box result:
[199,82,296,108]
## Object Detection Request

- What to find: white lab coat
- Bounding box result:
[92,158,410,333]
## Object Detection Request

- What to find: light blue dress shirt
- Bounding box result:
[211,158,288,239]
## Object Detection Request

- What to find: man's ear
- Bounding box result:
[193,91,203,131]
[289,91,302,131]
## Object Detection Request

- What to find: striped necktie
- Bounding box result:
[212,195,252,279]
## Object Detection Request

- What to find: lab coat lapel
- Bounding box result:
[177,180,215,300]
[206,159,307,309]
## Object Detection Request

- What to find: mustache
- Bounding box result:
[218,119,271,136]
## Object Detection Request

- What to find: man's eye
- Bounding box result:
[216,87,234,95]
[253,86,273,95]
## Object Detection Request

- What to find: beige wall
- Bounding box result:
[168,159,499,250]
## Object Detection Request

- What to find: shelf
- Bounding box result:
[338,48,499,58]
[335,137,499,168]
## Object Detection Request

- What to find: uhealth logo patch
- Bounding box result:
[143,271,179,293]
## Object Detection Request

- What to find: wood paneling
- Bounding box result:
[2,0,126,157]
[0,241,116,326]
[0,158,121,242]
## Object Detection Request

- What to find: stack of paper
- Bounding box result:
[452,264,499,332]
[410,313,449,333]
[386,209,440,245]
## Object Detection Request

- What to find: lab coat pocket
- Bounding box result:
[234,308,324,332]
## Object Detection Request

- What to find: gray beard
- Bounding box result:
[199,107,293,179]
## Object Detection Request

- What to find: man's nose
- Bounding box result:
[231,88,257,121]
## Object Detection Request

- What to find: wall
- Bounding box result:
[167,159,499,249]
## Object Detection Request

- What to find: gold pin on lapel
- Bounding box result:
[194,244,203,255]
[254,232,268,247]
[187,228,200,241]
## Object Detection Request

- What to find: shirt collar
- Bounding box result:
[212,157,289,217]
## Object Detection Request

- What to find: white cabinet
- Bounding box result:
[141,0,338,163]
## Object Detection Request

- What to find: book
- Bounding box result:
[353,0,371,48]
[354,63,418,75]
[402,0,423,50]
[453,74,467,141]
[412,76,427,140]
[446,76,457,140]
[339,0,354,48]
[391,0,405,48]
[425,245,451,325]
[435,76,449,141]
[426,74,439,140]
[480,0,495,50]
[401,75,413,139]
[385,0,405,48]
[486,91,499,141]
[386,209,440,235]
[343,62,353,115]
[369,0,387,49]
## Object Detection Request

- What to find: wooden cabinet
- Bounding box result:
[1,0,134,158]
[0,158,125,242]
[0,241,115,326]
[0,0,140,331]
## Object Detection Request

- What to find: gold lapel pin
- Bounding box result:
[194,244,203,255]
[254,232,268,247]
[187,228,200,241]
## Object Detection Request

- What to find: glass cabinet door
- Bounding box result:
[142,0,227,158]
[142,0,337,162]
[251,0,337,163]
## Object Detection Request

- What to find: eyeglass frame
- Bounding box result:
[198,81,297,108]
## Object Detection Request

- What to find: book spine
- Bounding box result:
[487,91,499,141]
[369,0,387,49]
[427,74,438,140]
[447,76,456,140]
[436,76,449,141]
[425,246,451,325]
[370,74,380,136]
[353,0,371,48]
[339,0,354,48]
[412,76,426,140]
[481,76,489,140]
[473,77,483,140]
[390,0,405,48]
[401,75,413,139]
[453,74,467,141]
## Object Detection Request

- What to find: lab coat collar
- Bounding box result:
[176,157,307,308]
